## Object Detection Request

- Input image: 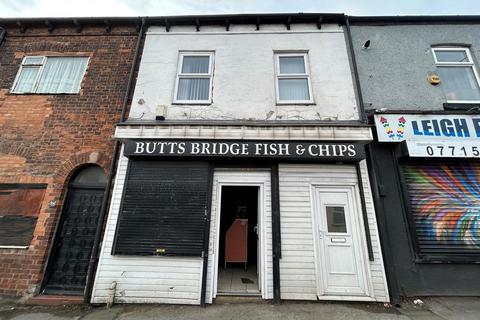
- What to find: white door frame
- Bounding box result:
[310,183,374,301]
[210,170,269,299]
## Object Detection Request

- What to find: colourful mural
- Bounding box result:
[404,163,480,251]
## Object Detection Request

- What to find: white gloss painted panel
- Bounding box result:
[115,125,372,141]
[129,24,358,121]
[278,163,389,302]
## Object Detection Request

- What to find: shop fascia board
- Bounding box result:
[114,123,373,141]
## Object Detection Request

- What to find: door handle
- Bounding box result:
[318,229,324,239]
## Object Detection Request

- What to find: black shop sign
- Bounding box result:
[124,139,365,161]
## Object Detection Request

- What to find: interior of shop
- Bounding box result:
[217,186,260,296]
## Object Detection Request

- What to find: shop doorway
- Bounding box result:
[217,186,260,295]
[42,165,106,295]
[209,169,271,302]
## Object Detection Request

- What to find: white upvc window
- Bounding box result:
[274,52,314,104]
[432,47,480,103]
[173,52,214,104]
[11,56,89,94]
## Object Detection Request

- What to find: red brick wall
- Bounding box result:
[0,25,139,297]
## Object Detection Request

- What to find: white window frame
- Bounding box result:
[173,51,214,104]
[274,52,314,105]
[432,47,480,103]
[11,55,89,94]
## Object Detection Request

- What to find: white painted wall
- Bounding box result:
[91,149,203,305]
[278,162,389,302]
[129,23,358,121]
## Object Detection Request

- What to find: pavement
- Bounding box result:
[0,296,479,320]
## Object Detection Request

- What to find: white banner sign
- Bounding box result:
[374,114,480,142]
[406,140,480,158]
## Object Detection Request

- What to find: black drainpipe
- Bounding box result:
[355,162,374,261]
[84,17,146,303]
[0,27,6,46]
[344,16,366,123]
[345,16,401,305]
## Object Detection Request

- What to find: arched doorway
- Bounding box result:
[42,165,107,295]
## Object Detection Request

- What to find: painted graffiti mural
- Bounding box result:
[403,162,480,255]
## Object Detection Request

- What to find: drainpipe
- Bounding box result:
[344,16,367,123]
[84,17,146,303]
[345,16,401,306]
[0,27,6,46]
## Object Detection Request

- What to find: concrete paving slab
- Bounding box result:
[80,306,124,320]
[424,297,480,320]
[9,313,79,320]
[0,304,89,320]
[400,316,444,320]
[116,302,406,320]
[1,297,480,320]
[396,301,444,320]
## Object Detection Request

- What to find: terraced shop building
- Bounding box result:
[350,15,480,302]
[90,13,389,305]
[0,17,142,301]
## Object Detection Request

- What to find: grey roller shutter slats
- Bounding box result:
[112,161,210,256]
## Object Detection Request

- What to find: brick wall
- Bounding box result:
[0,24,139,297]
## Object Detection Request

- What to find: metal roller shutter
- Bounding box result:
[403,162,480,258]
[112,161,210,256]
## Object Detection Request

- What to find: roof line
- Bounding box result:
[0,13,346,28]
[348,15,480,25]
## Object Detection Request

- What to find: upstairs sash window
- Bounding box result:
[174,52,214,104]
[12,56,89,94]
[275,52,313,104]
[432,48,480,102]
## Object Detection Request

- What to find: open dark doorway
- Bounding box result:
[217,186,260,296]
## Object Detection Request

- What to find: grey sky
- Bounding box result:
[1,0,479,18]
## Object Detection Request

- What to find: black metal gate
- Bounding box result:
[43,166,106,295]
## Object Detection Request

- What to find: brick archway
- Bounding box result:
[53,151,110,188]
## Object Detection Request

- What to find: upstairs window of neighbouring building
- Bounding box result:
[11,56,89,94]
[174,52,214,104]
[275,52,313,104]
[432,48,480,102]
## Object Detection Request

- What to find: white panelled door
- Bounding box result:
[313,187,368,297]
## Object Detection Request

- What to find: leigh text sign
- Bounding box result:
[374,114,480,158]
[124,139,365,162]
[374,114,480,142]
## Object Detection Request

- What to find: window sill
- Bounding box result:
[172,101,213,106]
[0,245,29,250]
[9,92,80,96]
[443,102,480,111]
[414,256,480,264]
[276,101,316,106]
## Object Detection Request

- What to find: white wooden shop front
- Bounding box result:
[91,124,389,304]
